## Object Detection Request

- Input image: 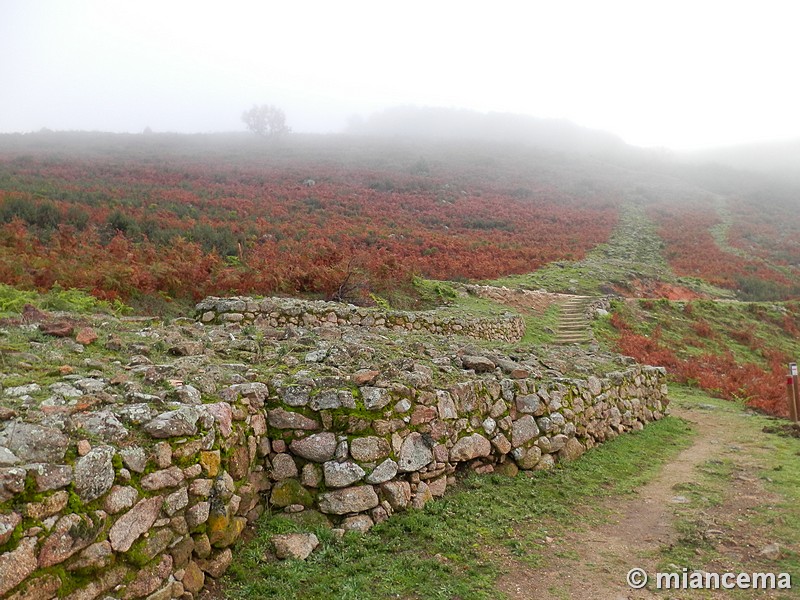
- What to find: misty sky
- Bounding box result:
[1,0,798,150]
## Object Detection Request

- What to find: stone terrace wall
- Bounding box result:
[0,363,667,600]
[195,296,526,343]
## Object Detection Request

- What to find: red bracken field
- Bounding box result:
[0,133,619,310]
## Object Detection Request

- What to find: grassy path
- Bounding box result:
[489,204,729,299]
[497,386,800,599]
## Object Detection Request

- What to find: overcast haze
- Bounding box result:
[2,0,799,150]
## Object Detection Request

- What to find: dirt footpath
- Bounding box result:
[496,402,788,599]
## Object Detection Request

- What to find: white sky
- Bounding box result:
[1,0,798,150]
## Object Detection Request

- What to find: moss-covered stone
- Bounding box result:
[209,515,246,549]
[269,479,313,508]
[198,451,221,477]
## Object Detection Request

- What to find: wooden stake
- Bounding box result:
[787,376,798,422]
[794,373,800,423]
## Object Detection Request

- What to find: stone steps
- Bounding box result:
[554,296,595,345]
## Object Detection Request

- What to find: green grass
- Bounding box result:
[411,276,560,346]
[519,303,560,345]
[0,283,129,317]
[222,416,693,600]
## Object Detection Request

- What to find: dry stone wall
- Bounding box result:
[0,357,668,600]
[195,296,526,343]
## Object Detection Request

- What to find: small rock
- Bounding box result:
[0,446,19,466]
[341,515,374,533]
[318,485,379,515]
[67,540,113,571]
[411,481,433,509]
[323,461,366,488]
[25,490,68,520]
[170,340,205,356]
[365,458,398,484]
[49,382,83,398]
[461,355,495,373]
[270,479,313,508]
[759,543,782,560]
[73,445,115,502]
[120,446,147,473]
[0,466,26,501]
[4,384,41,398]
[104,485,139,514]
[108,496,163,552]
[0,537,38,596]
[75,327,98,345]
[197,547,233,578]
[511,415,540,448]
[182,561,206,594]
[0,407,17,421]
[144,406,200,438]
[271,533,319,560]
[38,513,101,567]
[361,387,391,410]
[559,437,585,462]
[271,454,299,480]
[186,502,210,531]
[289,432,337,463]
[350,436,391,463]
[0,512,22,546]
[40,321,74,337]
[124,553,173,598]
[267,408,319,430]
[352,369,380,385]
[398,432,433,472]
[27,463,72,492]
[74,411,129,442]
[380,480,411,510]
[449,433,491,462]
[140,466,184,491]
[174,384,202,405]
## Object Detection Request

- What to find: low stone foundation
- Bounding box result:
[195,296,526,343]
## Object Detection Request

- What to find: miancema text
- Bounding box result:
[657,569,792,590]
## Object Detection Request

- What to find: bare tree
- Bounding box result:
[326,257,369,305]
[241,104,291,139]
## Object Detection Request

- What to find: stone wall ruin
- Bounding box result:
[0,296,669,600]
